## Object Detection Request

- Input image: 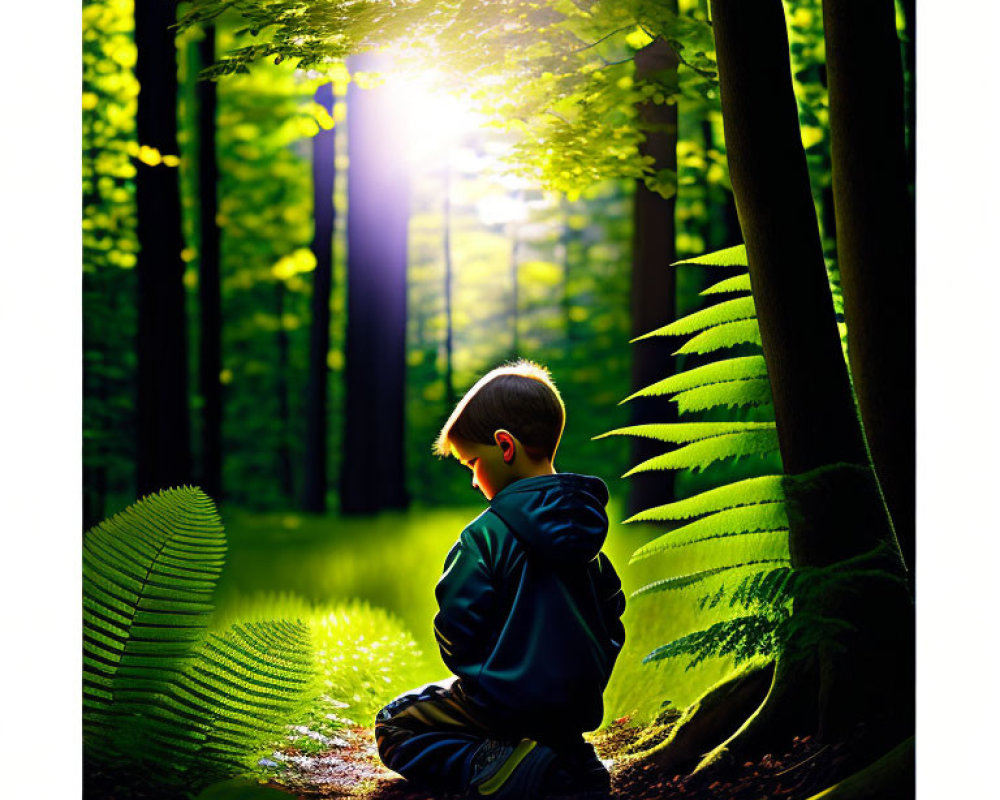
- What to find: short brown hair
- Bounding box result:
[434,360,566,461]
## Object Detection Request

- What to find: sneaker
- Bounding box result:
[469,738,558,800]
[541,742,611,798]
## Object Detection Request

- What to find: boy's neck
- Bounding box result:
[513,459,557,482]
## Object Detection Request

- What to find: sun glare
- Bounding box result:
[383,69,489,167]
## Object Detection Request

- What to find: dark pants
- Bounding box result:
[374,677,587,794]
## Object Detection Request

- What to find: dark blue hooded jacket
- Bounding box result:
[432,473,626,742]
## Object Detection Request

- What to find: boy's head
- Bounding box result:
[434,360,566,499]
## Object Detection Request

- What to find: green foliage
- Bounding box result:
[83,487,226,754]
[602,243,793,680]
[625,474,785,523]
[633,295,756,340]
[117,619,317,783]
[630,501,787,561]
[701,273,752,295]
[83,0,141,523]
[178,0,718,199]
[617,428,779,475]
[673,243,747,267]
[83,489,425,789]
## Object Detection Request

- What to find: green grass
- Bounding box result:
[216,500,752,729]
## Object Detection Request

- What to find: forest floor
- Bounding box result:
[265,718,851,800]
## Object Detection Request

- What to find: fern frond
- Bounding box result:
[630,503,788,562]
[621,356,768,403]
[672,244,748,268]
[83,487,226,756]
[631,559,789,598]
[596,421,775,444]
[673,379,773,413]
[701,273,752,296]
[622,429,779,475]
[119,619,317,784]
[674,319,762,354]
[632,296,756,341]
[643,613,781,670]
[625,475,785,523]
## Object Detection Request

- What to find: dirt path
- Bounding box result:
[267,720,851,800]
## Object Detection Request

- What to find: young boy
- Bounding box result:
[374,360,626,799]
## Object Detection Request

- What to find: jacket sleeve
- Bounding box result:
[596,552,626,652]
[433,528,499,681]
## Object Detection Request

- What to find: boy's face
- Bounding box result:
[450,436,515,501]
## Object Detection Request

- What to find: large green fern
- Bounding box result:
[604,244,899,676]
[599,244,794,672]
[83,487,226,756]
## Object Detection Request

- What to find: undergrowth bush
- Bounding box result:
[83,488,426,792]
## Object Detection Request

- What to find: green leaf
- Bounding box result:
[631,559,789,598]
[632,296,756,340]
[621,356,768,402]
[624,474,785,522]
[673,378,773,413]
[672,244,748,268]
[121,619,317,783]
[623,428,780,475]
[83,487,226,757]
[675,319,762,355]
[643,614,779,669]
[596,421,775,444]
[701,273,752,295]
[630,503,788,562]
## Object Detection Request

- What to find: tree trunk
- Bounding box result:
[134,0,191,497]
[276,281,294,501]
[627,36,679,517]
[443,161,455,409]
[340,52,410,513]
[823,0,915,573]
[696,0,912,763]
[303,82,336,513]
[197,26,223,504]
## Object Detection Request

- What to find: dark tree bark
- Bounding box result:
[659,0,913,766]
[443,162,455,408]
[303,82,336,513]
[627,36,680,517]
[823,0,915,573]
[276,282,294,501]
[197,26,223,503]
[134,0,191,497]
[340,52,410,513]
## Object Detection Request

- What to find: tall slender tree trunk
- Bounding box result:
[197,25,223,503]
[303,82,336,513]
[340,52,410,513]
[443,161,455,408]
[134,0,191,497]
[823,0,915,573]
[628,35,679,517]
[276,281,294,501]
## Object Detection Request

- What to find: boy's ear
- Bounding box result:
[495,430,516,464]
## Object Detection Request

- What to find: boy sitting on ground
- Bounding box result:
[374,360,626,799]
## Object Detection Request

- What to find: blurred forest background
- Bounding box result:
[82,0,913,757]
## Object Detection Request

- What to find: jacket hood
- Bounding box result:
[488,473,610,563]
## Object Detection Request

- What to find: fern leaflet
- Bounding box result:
[672,244,748,267]
[624,475,785,523]
[630,503,788,562]
[674,319,762,354]
[631,559,789,598]
[623,429,779,475]
[701,273,752,296]
[621,356,768,402]
[632,296,756,341]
